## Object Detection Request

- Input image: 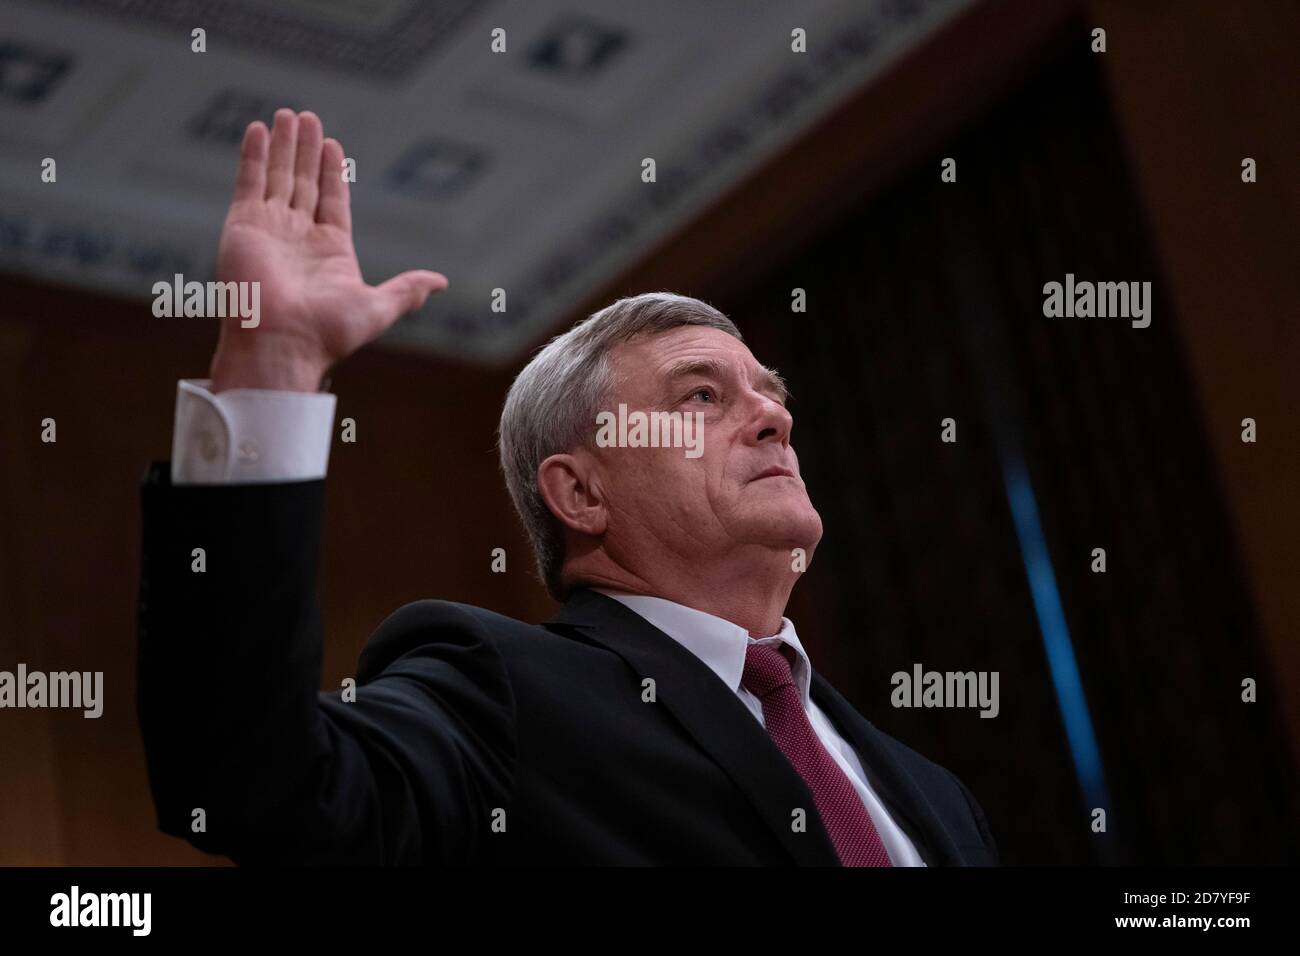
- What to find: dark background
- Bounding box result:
[1,0,1296,864]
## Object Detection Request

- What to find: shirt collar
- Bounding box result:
[592,588,813,709]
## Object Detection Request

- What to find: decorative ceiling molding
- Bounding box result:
[0,0,973,364]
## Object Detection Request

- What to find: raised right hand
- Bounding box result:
[208,108,448,392]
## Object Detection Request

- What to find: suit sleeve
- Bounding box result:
[136,463,517,865]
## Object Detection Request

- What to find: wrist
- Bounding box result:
[209,333,331,393]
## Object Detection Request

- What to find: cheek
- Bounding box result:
[660,454,719,513]
[693,456,740,517]
[611,452,710,516]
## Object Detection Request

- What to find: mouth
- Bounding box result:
[751,466,796,482]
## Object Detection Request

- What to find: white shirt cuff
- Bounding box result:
[170,379,337,485]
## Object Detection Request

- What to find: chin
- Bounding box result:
[743,501,823,553]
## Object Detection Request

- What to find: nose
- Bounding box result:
[750,394,793,446]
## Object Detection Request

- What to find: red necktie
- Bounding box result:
[742,642,893,866]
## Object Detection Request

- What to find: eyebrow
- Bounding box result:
[660,358,790,403]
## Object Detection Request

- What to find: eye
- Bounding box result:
[687,386,716,403]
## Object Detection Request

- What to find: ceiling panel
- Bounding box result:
[0,0,973,363]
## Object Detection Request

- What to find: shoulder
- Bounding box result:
[816,673,999,861]
[355,599,537,682]
[868,723,999,863]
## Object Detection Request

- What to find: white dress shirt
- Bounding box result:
[168,378,926,865]
[170,379,336,484]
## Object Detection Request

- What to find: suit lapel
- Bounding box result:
[547,588,841,866]
[809,671,964,866]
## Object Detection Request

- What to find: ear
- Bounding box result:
[537,451,607,537]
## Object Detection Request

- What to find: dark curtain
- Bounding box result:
[728,35,1298,865]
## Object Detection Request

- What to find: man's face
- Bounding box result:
[591,326,823,567]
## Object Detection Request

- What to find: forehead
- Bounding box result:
[609,325,782,397]
[616,327,754,374]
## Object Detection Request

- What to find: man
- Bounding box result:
[137,109,998,866]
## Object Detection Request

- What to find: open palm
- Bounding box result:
[211,109,446,389]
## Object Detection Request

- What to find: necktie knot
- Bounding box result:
[742,641,798,699]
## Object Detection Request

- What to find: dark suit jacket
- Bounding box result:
[137,463,998,866]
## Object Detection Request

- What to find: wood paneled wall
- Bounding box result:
[0,284,551,863]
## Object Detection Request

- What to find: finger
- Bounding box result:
[232,121,268,202]
[371,270,449,329]
[316,137,351,231]
[290,111,323,214]
[265,108,298,202]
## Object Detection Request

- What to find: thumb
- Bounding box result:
[371,270,449,327]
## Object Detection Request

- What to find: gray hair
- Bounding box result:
[497,292,741,599]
